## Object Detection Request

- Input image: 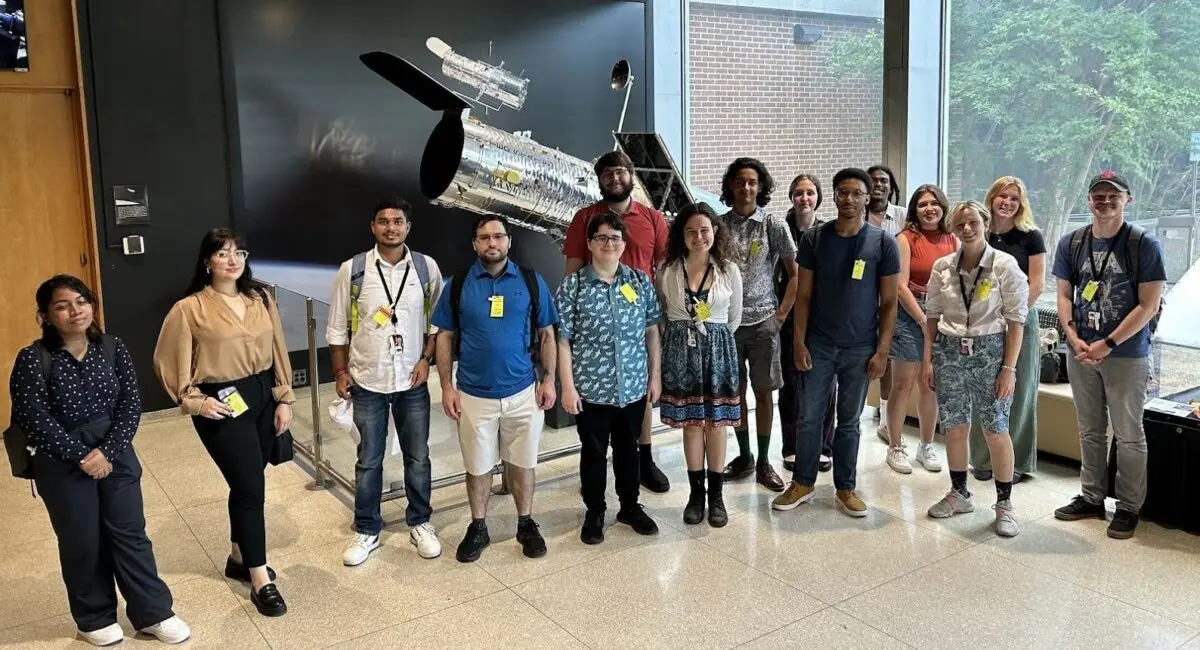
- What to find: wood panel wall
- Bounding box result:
[0,0,100,422]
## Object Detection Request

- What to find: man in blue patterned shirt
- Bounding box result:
[556,213,663,545]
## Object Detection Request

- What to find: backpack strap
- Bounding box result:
[409,251,434,333]
[100,335,118,366]
[518,266,541,358]
[34,343,54,382]
[449,272,464,358]
[1067,226,1089,287]
[1125,225,1144,286]
[348,252,368,336]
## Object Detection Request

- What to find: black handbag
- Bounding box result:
[269,429,294,466]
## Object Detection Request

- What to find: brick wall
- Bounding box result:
[688,4,883,220]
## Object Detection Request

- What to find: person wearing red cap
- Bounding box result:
[1051,171,1166,540]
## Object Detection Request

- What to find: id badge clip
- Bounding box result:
[372,305,394,327]
[959,337,974,356]
[687,328,697,348]
[217,386,249,417]
[1087,311,1101,330]
[392,334,404,354]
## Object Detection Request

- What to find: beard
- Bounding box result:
[600,181,633,203]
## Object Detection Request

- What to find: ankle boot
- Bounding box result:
[683,470,706,525]
[707,470,728,527]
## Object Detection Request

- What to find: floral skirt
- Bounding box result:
[659,320,741,428]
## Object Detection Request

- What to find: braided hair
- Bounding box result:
[867,164,901,206]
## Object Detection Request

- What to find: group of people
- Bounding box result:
[7,149,1165,644]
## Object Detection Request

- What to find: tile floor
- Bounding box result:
[2,408,1200,649]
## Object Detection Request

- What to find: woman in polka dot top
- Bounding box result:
[7,275,190,645]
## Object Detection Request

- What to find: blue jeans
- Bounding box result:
[792,339,875,490]
[351,383,432,533]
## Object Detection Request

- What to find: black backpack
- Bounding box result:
[1066,224,1163,334]
[4,336,118,479]
[447,265,543,366]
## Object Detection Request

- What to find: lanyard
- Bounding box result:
[375,259,411,325]
[683,263,713,319]
[1086,223,1128,283]
[956,258,985,332]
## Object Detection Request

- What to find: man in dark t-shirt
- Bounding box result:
[771,168,900,517]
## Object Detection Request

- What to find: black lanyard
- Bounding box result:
[956,257,985,332]
[1086,223,1128,283]
[375,259,411,325]
[684,263,713,318]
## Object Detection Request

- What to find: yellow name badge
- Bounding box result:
[1081,280,1100,302]
[851,259,866,280]
[975,279,994,301]
[372,305,393,327]
[217,387,249,418]
[619,283,638,303]
[749,240,763,257]
[695,301,712,322]
[489,295,505,318]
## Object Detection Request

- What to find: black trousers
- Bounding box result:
[780,320,835,458]
[192,370,277,568]
[576,397,647,513]
[33,415,173,632]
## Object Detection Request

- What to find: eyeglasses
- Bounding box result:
[475,233,510,243]
[590,235,625,245]
[214,250,249,261]
[835,189,867,201]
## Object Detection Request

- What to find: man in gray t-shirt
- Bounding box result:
[718,158,798,493]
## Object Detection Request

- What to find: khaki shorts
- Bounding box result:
[458,383,544,476]
[735,318,784,392]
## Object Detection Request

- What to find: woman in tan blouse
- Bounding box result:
[153,228,294,617]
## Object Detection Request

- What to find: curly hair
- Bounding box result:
[719,157,775,208]
[665,202,733,270]
[904,184,951,233]
[867,164,901,206]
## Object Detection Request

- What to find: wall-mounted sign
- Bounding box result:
[0,0,27,72]
[114,185,151,226]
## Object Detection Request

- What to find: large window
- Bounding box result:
[946,0,1200,395]
[687,1,884,219]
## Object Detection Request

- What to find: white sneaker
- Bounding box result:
[342,532,381,566]
[79,623,123,646]
[410,522,442,559]
[915,443,943,472]
[927,489,975,518]
[140,616,191,644]
[876,423,890,443]
[994,500,1020,537]
[886,445,912,474]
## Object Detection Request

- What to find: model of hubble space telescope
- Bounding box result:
[358,50,702,241]
[425,37,529,112]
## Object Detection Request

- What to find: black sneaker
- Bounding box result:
[1107,510,1139,540]
[616,505,659,536]
[973,469,993,482]
[516,518,547,558]
[722,454,755,481]
[817,456,833,473]
[250,583,287,617]
[224,557,276,583]
[640,461,671,493]
[455,520,491,563]
[683,491,705,525]
[581,510,605,545]
[1054,496,1106,521]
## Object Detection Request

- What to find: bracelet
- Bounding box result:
[334,370,348,379]
[1001,365,1017,372]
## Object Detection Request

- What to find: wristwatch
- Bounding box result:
[1104,336,1117,349]
[423,354,435,365]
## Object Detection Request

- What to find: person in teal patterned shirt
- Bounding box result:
[556,212,663,545]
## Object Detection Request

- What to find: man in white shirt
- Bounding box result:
[326,198,444,566]
[866,165,907,442]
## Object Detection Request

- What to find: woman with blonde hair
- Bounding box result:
[970,176,1045,482]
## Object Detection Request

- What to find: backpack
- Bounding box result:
[4,336,118,480]
[347,250,435,336]
[1067,224,1163,333]
[447,264,542,365]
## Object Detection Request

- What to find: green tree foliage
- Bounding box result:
[948,0,1200,255]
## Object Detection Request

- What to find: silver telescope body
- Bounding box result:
[426,37,528,111]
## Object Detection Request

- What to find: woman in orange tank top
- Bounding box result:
[883,185,958,475]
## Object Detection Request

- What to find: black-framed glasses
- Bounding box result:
[590,234,625,245]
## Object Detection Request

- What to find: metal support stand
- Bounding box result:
[306,298,330,490]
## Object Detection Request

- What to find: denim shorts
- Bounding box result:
[889,306,925,363]
[931,332,1012,433]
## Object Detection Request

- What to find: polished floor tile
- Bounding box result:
[839,546,1197,649]
[329,589,584,649]
[144,510,223,585]
[513,534,823,649]
[0,539,69,630]
[740,606,911,649]
[130,418,209,465]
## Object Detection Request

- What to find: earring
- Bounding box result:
[206,266,211,275]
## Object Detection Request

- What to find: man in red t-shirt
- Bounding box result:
[563,150,671,492]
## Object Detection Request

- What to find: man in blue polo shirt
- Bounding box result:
[1052,171,1166,540]
[433,215,559,563]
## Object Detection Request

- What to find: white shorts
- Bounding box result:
[458,383,544,476]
